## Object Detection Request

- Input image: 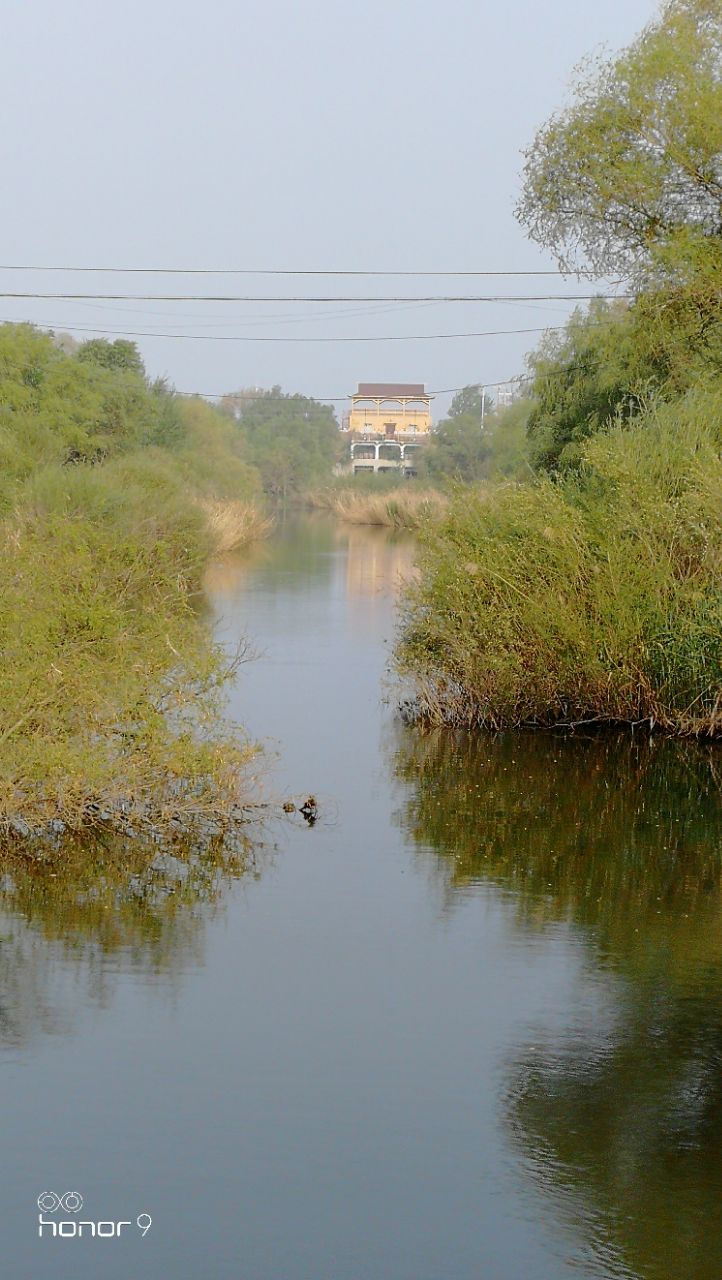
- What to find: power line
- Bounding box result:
[0,264,612,278]
[2,320,582,344]
[0,291,628,303]
[176,375,534,402]
[56,297,445,324]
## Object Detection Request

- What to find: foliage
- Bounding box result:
[517,0,722,280]
[420,411,491,484]
[448,385,494,419]
[419,385,493,484]
[397,387,722,735]
[524,292,722,470]
[0,463,258,835]
[173,396,262,501]
[220,385,341,500]
[483,398,534,479]
[418,390,533,484]
[514,0,722,470]
[309,485,447,529]
[0,323,270,837]
[76,337,146,375]
[0,325,186,497]
[525,300,660,470]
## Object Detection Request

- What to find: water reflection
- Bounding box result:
[0,833,260,1052]
[5,514,720,1279]
[393,728,722,1280]
[341,523,416,602]
[206,513,342,600]
[205,513,415,610]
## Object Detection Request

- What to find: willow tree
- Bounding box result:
[516,0,722,469]
[517,0,722,285]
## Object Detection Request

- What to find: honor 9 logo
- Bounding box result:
[37,1192,152,1240]
[38,1192,83,1214]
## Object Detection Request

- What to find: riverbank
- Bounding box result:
[396,395,722,738]
[0,325,271,842]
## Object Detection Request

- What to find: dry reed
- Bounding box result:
[309,487,447,529]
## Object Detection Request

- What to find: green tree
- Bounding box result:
[517,0,722,281]
[0,325,180,482]
[217,387,264,420]
[524,300,656,469]
[484,398,533,478]
[76,338,146,376]
[523,284,722,471]
[516,0,722,470]
[421,412,491,483]
[224,386,340,500]
[417,385,496,483]
[448,385,494,419]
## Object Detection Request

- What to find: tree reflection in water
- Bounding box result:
[393,729,722,1280]
[0,831,263,1052]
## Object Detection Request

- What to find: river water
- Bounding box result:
[2,514,721,1280]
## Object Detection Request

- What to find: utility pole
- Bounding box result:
[480,385,487,430]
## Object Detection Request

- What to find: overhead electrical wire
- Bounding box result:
[0,291,628,303]
[0,320,592,344]
[174,374,535,402]
[54,297,446,326]
[0,264,613,278]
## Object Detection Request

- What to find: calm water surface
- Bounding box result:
[2,515,721,1280]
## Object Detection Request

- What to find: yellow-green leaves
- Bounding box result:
[517,0,722,279]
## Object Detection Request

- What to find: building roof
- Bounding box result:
[354,382,430,399]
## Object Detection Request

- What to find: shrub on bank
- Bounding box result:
[0,464,259,836]
[0,325,269,838]
[396,389,722,736]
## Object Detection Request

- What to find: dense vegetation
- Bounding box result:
[310,484,447,529]
[218,385,342,500]
[0,326,271,839]
[418,386,530,484]
[397,0,722,736]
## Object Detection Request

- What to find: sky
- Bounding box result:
[1,0,660,417]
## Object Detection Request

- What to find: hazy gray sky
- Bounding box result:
[2,0,659,415]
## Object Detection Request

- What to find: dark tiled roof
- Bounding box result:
[355,382,429,398]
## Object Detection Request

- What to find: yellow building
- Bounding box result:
[343,383,433,437]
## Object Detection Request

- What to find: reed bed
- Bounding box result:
[396,393,722,738]
[310,486,447,529]
[200,499,273,553]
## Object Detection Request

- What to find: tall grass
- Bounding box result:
[310,485,447,529]
[0,326,271,840]
[396,388,722,736]
[199,499,274,553]
[0,467,260,839]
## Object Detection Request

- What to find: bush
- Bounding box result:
[397,386,722,735]
[0,325,270,838]
[0,464,258,836]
